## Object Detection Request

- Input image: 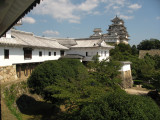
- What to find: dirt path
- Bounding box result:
[1,79,27,120]
[125,87,149,95]
[1,98,17,120]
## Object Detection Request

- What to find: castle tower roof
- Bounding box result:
[104,16,130,44]
[111,15,123,22]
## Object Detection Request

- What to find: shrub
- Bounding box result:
[142,83,155,90]
[147,90,159,99]
[69,91,160,120]
[133,80,143,85]
[27,59,88,95]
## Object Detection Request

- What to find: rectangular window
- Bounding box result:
[105,51,107,56]
[4,49,9,59]
[101,51,103,56]
[86,52,88,56]
[54,52,56,56]
[49,52,51,56]
[24,48,32,59]
[39,51,42,57]
[60,50,64,56]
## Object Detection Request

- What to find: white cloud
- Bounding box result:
[127,10,133,13]
[156,16,160,20]
[33,0,79,23]
[43,30,59,36]
[22,17,36,24]
[128,4,142,10]
[105,0,126,10]
[119,14,134,20]
[93,11,100,15]
[32,0,141,23]
[33,0,101,23]
[113,6,120,10]
[77,0,99,11]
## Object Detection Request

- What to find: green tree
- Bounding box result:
[137,39,160,50]
[131,45,138,55]
[28,58,123,112]
[68,91,160,120]
[28,59,109,109]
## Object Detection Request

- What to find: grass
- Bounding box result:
[4,84,23,120]
[2,81,62,120]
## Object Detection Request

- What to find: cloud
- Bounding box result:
[32,0,141,23]
[119,14,134,20]
[105,0,126,10]
[22,17,36,24]
[33,0,79,23]
[113,6,120,10]
[156,16,160,20]
[43,30,59,36]
[33,0,101,23]
[77,0,99,11]
[128,4,142,10]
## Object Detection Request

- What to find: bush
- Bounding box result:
[142,83,155,90]
[27,59,88,95]
[147,90,159,99]
[69,91,160,120]
[133,80,143,85]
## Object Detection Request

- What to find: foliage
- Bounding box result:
[88,59,122,90]
[137,39,160,50]
[133,80,143,85]
[4,84,22,120]
[110,43,160,91]
[28,58,122,112]
[131,45,138,55]
[28,59,86,95]
[110,43,138,61]
[68,91,160,120]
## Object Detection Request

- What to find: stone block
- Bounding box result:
[0,75,3,80]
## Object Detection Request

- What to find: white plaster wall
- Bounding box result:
[66,47,109,61]
[6,31,11,38]
[121,64,131,71]
[0,46,61,66]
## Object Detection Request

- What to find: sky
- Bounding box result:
[15,0,160,45]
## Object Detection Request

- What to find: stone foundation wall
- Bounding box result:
[0,63,41,83]
[0,65,17,82]
[16,63,38,79]
[139,49,160,59]
[121,70,133,88]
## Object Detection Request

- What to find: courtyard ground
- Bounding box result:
[125,87,149,95]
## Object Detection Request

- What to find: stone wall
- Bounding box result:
[121,70,133,88]
[0,63,41,83]
[16,63,38,79]
[0,65,17,82]
[139,49,160,59]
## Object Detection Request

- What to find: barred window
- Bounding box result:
[39,51,42,56]
[24,48,32,59]
[49,52,51,56]
[54,52,56,56]
[86,52,88,56]
[60,50,64,56]
[4,49,9,59]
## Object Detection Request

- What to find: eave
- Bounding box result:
[0,0,41,37]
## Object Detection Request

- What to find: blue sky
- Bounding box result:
[16,0,160,45]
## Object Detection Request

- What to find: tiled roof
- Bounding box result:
[71,39,114,49]
[61,54,84,59]
[56,38,77,48]
[0,29,68,50]
[35,37,68,49]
